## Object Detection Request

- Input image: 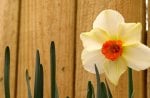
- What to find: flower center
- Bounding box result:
[102,40,123,61]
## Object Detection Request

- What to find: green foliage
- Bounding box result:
[87,81,95,98]
[26,70,32,98]
[4,47,10,98]
[3,42,134,98]
[34,50,44,98]
[100,82,107,98]
[105,80,112,98]
[128,68,134,98]
[94,65,112,98]
[50,41,59,98]
[94,65,101,98]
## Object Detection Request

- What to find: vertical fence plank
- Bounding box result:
[0,0,19,98]
[147,0,150,98]
[17,0,76,98]
[75,0,146,98]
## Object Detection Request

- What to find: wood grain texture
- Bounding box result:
[147,0,150,98]
[0,0,19,98]
[75,0,146,98]
[16,0,76,98]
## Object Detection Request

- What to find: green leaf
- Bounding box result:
[131,91,134,98]
[4,47,10,98]
[39,64,44,97]
[34,50,44,98]
[94,65,101,98]
[100,82,108,98]
[50,41,59,98]
[55,83,59,98]
[26,70,32,98]
[128,68,133,98]
[87,81,95,98]
[105,79,112,98]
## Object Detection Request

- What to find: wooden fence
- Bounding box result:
[0,0,149,98]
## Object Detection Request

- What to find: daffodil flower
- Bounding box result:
[80,9,150,85]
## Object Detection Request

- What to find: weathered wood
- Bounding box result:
[75,0,146,98]
[16,0,76,98]
[147,0,150,98]
[0,0,19,98]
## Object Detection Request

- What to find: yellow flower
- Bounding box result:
[80,9,150,85]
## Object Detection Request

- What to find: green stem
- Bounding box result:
[94,65,101,98]
[34,50,43,98]
[128,67,133,98]
[26,70,32,98]
[4,47,10,98]
[50,41,56,98]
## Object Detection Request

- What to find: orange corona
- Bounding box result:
[102,40,123,61]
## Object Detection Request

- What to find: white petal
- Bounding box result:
[93,28,110,44]
[93,9,124,35]
[80,32,101,51]
[118,23,142,45]
[123,43,150,71]
[81,49,105,74]
[80,28,109,51]
[104,58,127,85]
